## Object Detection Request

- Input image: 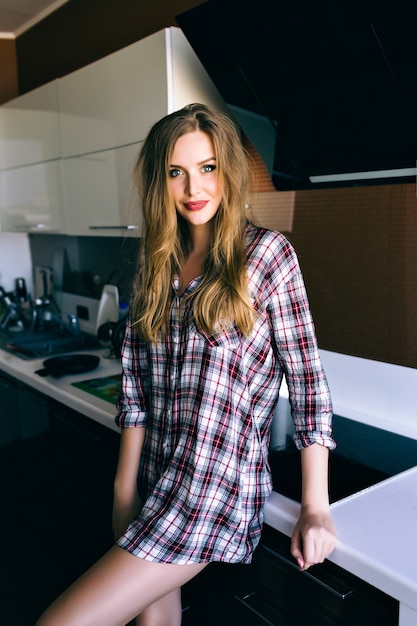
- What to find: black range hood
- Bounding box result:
[177,1,417,190]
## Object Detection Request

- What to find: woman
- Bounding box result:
[36,103,336,626]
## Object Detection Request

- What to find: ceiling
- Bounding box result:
[0,0,68,36]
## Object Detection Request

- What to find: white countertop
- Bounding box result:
[0,345,122,432]
[1,346,417,622]
[264,471,417,621]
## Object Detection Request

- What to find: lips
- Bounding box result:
[183,200,209,211]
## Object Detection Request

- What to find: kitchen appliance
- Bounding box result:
[97,315,126,359]
[96,284,119,331]
[177,0,417,190]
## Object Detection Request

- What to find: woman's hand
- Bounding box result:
[290,505,336,571]
[112,427,146,540]
[290,443,337,570]
[112,491,142,540]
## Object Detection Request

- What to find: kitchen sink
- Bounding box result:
[0,327,101,360]
[269,414,417,503]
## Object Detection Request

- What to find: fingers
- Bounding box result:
[291,518,337,571]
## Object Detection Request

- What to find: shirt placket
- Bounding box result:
[163,293,182,459]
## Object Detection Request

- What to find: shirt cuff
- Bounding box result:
[293,430,336,451]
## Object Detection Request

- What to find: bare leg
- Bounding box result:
[135,589,182,626]
[35,544,206,626]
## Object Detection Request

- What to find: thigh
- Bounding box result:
[36,545,207,626]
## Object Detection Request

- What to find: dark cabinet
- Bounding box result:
[0,372,120,624]
[182,525,399,626]
[0,371,20,445]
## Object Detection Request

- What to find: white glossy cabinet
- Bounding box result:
[0,27,225,235]
[58,27,225,157]
[0,80,64,232]
[0,161,64,232]
[62,143,141,236]
[0,81,60,169]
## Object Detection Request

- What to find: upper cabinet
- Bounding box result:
[0,27,226,234]
[61,143,141,236]
[58,28,226,158]
[0,161,64,233]
[0,81,64,233]
[0,81,60,169]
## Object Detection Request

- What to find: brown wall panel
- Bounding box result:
[0,38,18,104]
[285,183,417,368]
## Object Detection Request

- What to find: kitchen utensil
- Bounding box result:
[34,266,53,300]
[15,277,27,301]
[35,354,100,378]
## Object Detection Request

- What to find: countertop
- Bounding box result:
[1,347,416,625]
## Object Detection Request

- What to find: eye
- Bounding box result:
[169,168,182,178]
[201,164,216,174]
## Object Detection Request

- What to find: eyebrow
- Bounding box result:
[170,156,216,168]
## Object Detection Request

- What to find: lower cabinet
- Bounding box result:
[182,525,399,626]
[0,371,20,445]
[0,370,401,625]
[0,373,121,624]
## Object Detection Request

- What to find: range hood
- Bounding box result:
[177,0,417,190]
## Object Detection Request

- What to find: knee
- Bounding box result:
[137,615,182,626]
[137,602,182,626]
[138,612,182,626]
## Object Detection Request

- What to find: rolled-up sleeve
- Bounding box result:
[265,238,335,451]
[115,320,148,429]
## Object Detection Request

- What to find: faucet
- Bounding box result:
[32,298,80,336]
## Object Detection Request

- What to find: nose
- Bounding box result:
[185,172,201,196]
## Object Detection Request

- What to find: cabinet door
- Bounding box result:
[61,143,141,236]
[58,28,226,158]
[58,30,170,157]
[0,160,64,232]
[0,81,60,169]
[243,526,399,626]
[0,373,20,445]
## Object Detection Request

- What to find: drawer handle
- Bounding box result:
[262,545,354,599]
[89,225,139,230]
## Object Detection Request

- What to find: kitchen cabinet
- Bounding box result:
[182,525,399,625]
[0,160,64,232]
[0,80,64,233]
[61,142,141,236]
[0,80,60,169]
[57,27,225,157]
[0,371,20,445]
[0,371,120,624]
[0,27,225,235]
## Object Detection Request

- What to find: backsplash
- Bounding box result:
[28,233,138,305]
[0,232,33,293]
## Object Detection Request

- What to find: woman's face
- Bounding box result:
[168,130,222,229]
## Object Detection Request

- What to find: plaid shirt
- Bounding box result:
[115,223,334,564]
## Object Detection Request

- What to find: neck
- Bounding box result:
[187,223,211,257]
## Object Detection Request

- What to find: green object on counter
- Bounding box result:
[72,373,122,404]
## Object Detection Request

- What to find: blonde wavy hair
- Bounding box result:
[131,103,256,342]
